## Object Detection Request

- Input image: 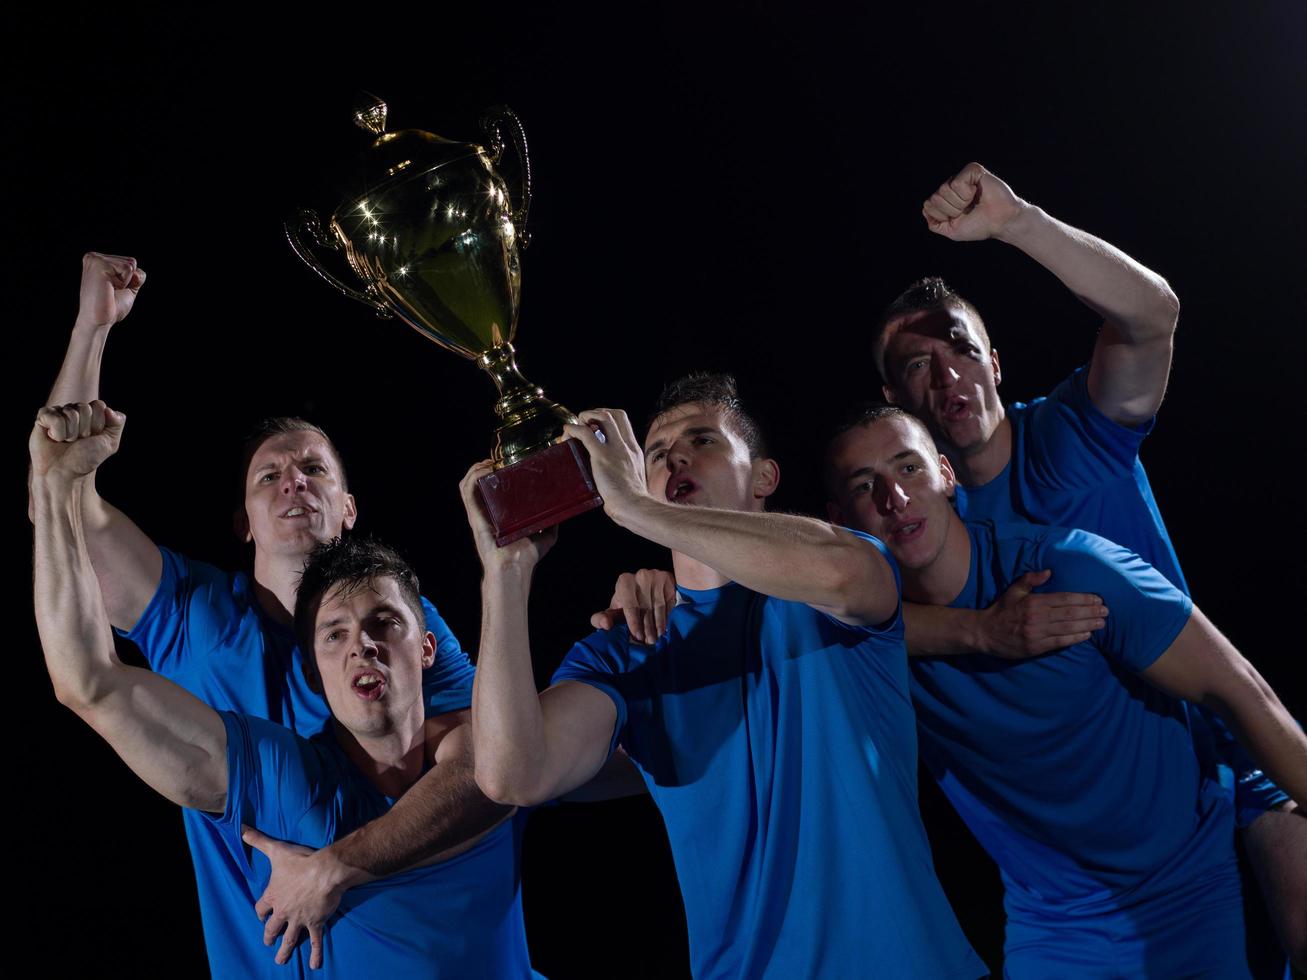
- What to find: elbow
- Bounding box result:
[473,759,550,808]
[50,676,111,716]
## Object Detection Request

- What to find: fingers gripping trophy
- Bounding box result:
[287,94,602,544]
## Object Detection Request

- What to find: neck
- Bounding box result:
[902,511,972,607]
[946,412,1012,487]
[251,549,309,626]
[333,710,427,798]
[671,550,730,591]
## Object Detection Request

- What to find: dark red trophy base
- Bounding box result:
[476,439,604,546]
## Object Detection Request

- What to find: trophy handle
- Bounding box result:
[285,209,393,318]
[480,107,532,248]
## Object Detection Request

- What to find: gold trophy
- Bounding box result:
[286,95,601,545]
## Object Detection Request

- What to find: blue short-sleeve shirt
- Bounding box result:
[121,547,485,976]
[910,521,1234,920]
[554,532,985,980]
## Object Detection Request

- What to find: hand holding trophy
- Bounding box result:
[287,94,601,545]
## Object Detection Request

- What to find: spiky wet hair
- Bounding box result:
[646,372,769,459]
[293,536,424,660]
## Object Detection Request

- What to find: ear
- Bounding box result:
[421,630,437,670]
[882,383,899,405]
[342,493,358,532]
[938,452,957,499]
[990,347,1002,388]
[752,458,780,501]
[233,508,251,544]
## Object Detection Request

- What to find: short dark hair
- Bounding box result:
[822,402,937,500]
[237,417,349,500]
[870,277,987,379]
[293,536,424,662]
[647,372,768,459]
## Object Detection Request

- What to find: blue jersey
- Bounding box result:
[122,547,523,978]
[910,522,1235,923]
[554,533,985,980]
[954,366,1286,822]
[205,712,533,978]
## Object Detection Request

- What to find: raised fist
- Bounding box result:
[76,252,146,331]
[30,400,125,481]
[922,163,1026,242]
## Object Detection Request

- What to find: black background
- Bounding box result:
[11,4,1306,977]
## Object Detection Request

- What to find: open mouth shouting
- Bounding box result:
[941,396,970,422]
[666,476,699,503]
[888,517,927,544]
[280,504,317,520]
[351,669,387,701]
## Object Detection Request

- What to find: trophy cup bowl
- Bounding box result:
[286,96,602,545]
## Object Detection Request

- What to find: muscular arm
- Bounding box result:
[1242,804,1307,972]
[34,254,161,629]
[1141,608,1307,808]
[33,471,227,813]
[569,410,898,626]
[925,164,1180,425]
[245,712,513,967]
[473,561,619,806]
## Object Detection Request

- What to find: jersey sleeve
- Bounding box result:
[1024,367,1155,489]
[832,528,903,636]
[550,630,632,759]
[419,596,475,717]
[203,711,329,847]
[1038,528,1192,672]
[118,546,241,680]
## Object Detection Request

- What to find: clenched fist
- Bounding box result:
[76,252,146,331]
[922,163,1027,242]
[30,400,125,481]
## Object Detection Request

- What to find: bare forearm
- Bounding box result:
[902,603,984,657]
[33,477,116,705]
[1203,669,1307,811]
[327,757,512,885]
[33,476,226,811]
[47,323,111,405]
[472,564,556,803]
[1243,805,1307,970]
[997,205,1179,342]
[614,496,896,623]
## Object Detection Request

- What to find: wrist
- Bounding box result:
[969,606,994,654]
[71,316,114,338]
[318,844,368,892]
[31,470,91,500]
[993,201,1043,246]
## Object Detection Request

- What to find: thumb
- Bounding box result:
[1012,569,1053,594]
[242,825,272,854]
[103,407,126,434]
[591,610,618,630]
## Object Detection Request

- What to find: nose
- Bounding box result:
[929,354,960,389]
[872,477,910,516]
[281,467,309,495]
[353,631,379,660]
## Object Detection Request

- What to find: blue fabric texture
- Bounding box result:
[954,366,1287,821]
[910,521,1241,963]
[203,711,533,979]
[553,531,985,980]
[121,547,527,978]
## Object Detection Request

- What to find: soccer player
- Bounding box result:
[464,375,987,979]
[824,406,1307,978]
[872,164,1304,972]
[31,405,533,978]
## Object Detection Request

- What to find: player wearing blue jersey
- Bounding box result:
[824,406,1307,978]
[868,164,1304,973]
[31,408,537,978]
[464,375,986,979]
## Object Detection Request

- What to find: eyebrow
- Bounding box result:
[254,454,329,475]
[644,426,719,458]
[843,449,919,483]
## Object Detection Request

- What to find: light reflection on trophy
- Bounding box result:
[286,95,601,545]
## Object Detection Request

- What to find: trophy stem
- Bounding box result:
[476,343,579,467]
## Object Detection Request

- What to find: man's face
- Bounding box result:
[880,306,1003,456]
[643,402,776,513]
[311,575,434,739]
[243,431,357,557]
[825,416,957,571]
